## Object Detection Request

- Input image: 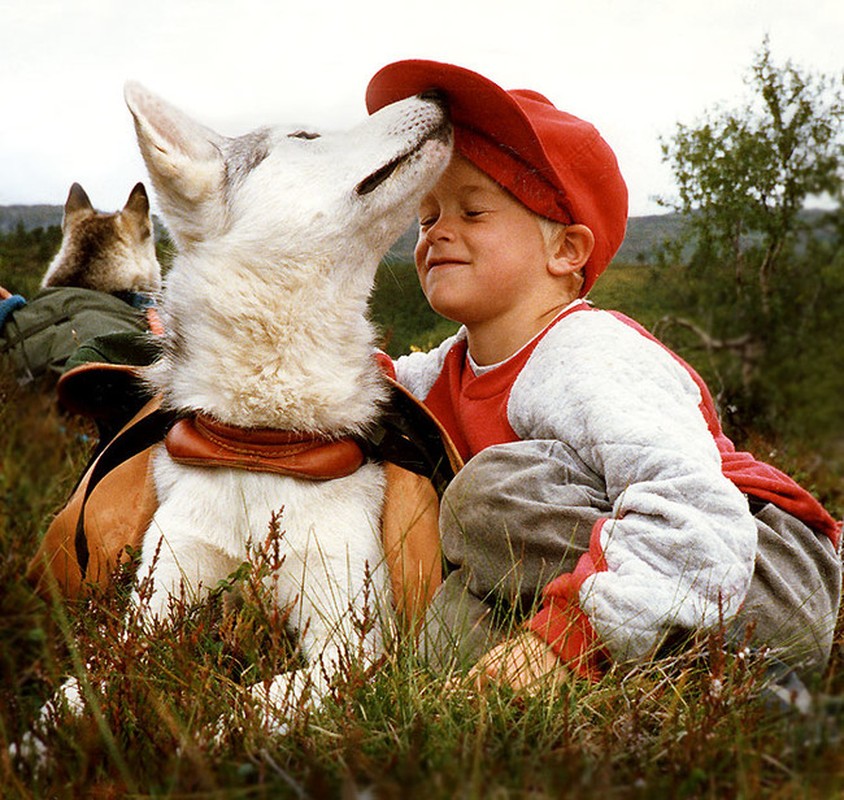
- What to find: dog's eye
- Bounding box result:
[288,130,321,140]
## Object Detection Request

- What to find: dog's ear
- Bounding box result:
[63,183,93,231]
[123,182,150,218]
[124,82,226,243]
[121,182,154,240]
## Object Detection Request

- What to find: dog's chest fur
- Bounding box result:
[148,252,386,433]
[152,452,388,594]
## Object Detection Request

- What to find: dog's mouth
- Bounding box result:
[355,120,450,197]
[356,154,407,196]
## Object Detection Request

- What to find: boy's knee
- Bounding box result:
[438,439,612,607]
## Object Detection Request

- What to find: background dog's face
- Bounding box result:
[41,182,161,293]
[124,83,452,267]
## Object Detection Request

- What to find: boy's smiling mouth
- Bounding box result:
[427,256,470,270]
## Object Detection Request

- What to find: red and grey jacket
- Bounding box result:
[391,301,840,679]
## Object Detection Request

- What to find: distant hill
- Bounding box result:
[0,205,64,234]
[379,208,834,265]
[0,205,174,243]
[0,202,686,261]
[4,204,834,265]
[614,214,689,264]
[383,213,687,266]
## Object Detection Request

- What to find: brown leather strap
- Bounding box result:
[164,414,366,479]
[27,396,163,598]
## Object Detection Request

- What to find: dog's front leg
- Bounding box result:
[18,526,237,759]
[248,624,361,731]
[132,523,239,624]
[249,548,390,730]
[10,672,88,765]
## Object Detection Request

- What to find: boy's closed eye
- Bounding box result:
[418,207,490,230]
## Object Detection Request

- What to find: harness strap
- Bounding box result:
[74,404,177,579]
[69,373,461,582]
[363,378,462,496]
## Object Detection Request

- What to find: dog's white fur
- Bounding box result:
[121,83,451,718]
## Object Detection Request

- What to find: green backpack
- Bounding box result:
[0,287,152,384]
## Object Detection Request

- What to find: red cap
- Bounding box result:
[366,60,628,295]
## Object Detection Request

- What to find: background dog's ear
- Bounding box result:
[124,82,226,243]
[123,182,150,217]
[63,183,93,231]
[121,182,154,239]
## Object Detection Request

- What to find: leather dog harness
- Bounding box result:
[30,363,462,625]
[164,413,366,479]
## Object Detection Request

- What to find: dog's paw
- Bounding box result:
[8,676,85,768]
[50,676,86,717]
[248,669,329,734]
[203,670,331,748]
[8,729,48,767]
[205,674,310,747]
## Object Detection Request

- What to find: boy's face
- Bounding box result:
[414,155,559,337]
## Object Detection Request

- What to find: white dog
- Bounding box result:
[118,82,451,720]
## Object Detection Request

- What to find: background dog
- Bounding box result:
[0,182,161,384]
[41,181,161,294]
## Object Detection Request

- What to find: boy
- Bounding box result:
[365,60,842,689]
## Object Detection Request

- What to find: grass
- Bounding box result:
[2,373,844,798]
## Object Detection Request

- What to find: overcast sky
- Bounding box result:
[2,0,842,217]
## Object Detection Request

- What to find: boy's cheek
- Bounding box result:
[414,243,429,278]
[416,265,432,303]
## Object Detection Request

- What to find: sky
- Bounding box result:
[1,0,842,217]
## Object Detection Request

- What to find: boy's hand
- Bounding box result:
[467,631,568,692]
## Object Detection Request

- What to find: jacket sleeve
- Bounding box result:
[392,329,466,401]
[513,312,758,676]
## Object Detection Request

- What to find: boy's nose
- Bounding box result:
[424,216,454,242]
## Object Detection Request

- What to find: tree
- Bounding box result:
[654,39,844,445]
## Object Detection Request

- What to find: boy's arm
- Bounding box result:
[512,312,758,677]
[391,329,466,400]
[467,630,568,690]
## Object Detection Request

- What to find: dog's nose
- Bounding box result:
[419,89,446,107]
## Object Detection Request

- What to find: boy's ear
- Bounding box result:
[547,224,595,276]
